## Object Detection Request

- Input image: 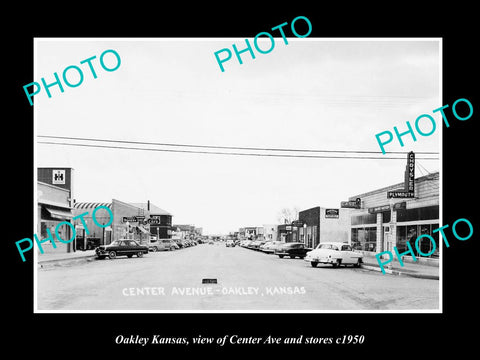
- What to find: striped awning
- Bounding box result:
[74,202,112,210]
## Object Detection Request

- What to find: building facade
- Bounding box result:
[37,181,74,253]
[130,202,172,239]
[244,227,257,240]
[73,199,152,247]
[346,171,439,259]
[172,225,197,239]
[295,207,352,248]
[263,224,277,242]
[37,167,75,253]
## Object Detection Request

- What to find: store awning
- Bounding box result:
[46,207,73,220]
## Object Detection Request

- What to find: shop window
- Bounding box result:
[406,225,417,254]
[396,226,407,253]
[351,228,360,250]
[431,223,439,258]
[351,227,376,251]
[365,228,377,252]
[416,224,439,258]
[397,224,439,258]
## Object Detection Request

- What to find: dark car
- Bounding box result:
[274,242,310,259]
[95,239,148,259]
[174,239,185,249]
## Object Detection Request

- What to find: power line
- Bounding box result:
[37,141,439,160]
[37,135,439,155]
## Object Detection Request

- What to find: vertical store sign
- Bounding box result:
[387,151,415,198]
[407,151,415,192]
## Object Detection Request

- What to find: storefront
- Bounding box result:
[130,202,173,239]
[37,181,74,253]
[346,171,439,260]
[296,207,351,248]
[73,199,151,247]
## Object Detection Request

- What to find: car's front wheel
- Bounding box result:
[108,251,116,259]
[137,251,144,258]
[278,255,284,258]
[311,261,318,268]
[152,247,158,252]
[354,258,362,268]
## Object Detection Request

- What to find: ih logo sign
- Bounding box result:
[52,169,65,184]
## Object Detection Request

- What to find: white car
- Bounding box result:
[304,242,363,268]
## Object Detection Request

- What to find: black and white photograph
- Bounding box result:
[33,38,441,312]
[8,5,478,356]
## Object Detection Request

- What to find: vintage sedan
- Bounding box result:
[304,242,363,268]
[274,242,310,259]
[148,239,166,252]
[148,239,179,252]
[95,239,149,259]
[261,241,284,254]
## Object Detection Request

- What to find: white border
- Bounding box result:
[33,37,442,314]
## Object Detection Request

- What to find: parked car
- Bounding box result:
[261,241,284,253]
[252,240,267,250]
[274,242,310,259]
[304,242,363,268]
[248,240,265,249]
[95,239,148,259]
[148,239,166,252]
[241,240,252,247]
[174,239,185,248]
[247,240,259,249]
[160,239,179,251]
[226,239,235,247]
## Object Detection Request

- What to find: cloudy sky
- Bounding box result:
[35,38,441,234]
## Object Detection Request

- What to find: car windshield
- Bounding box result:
[110,241,121,246]
[287,243,303,248]
[316,244,340,250]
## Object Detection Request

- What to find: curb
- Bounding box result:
[360,264,439,280]
[38,255,97,269]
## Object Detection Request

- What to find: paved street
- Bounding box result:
[37,243,439,311]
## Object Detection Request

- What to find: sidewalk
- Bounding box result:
[37,250,97,269]
[361,255,439,280]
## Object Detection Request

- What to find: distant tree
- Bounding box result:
[277,207,299,224]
